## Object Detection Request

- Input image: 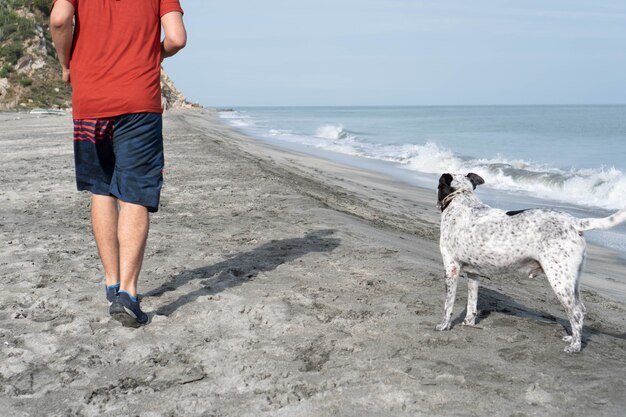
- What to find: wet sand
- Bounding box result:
[1,109,625,417]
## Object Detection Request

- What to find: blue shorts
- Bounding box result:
[73,112,164,213]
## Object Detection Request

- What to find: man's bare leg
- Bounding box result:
[117,201,149,297]
[91,195,120,287]
[92,196,149,296]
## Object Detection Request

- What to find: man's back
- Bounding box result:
[53,0,183,119]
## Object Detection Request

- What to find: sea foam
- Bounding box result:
[394,142,626,210]
[311,134,626,210]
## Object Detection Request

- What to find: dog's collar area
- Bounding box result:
[438,189,469,212]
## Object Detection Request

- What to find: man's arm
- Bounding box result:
[161,12,187,61]
[50,0,75,83]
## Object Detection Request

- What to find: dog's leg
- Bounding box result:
[562,269,586,353]
[463,275,479,326]
[541,256,586,353]
[436,262,460,331]
[560,294,585,353]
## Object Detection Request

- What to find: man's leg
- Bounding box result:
[91,194,120,286]
[117,200,149,297]
[109,200,150,327]
[108,113,162,326]
[91,196,149,297]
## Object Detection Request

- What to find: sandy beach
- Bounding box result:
[1,109,625,417]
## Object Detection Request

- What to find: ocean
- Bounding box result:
[218,105,626,259]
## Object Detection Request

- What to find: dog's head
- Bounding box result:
[437,173,484,211]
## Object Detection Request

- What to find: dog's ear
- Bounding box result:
[466,173,484,189]
[439,173,453,188]
[437,174,455,210]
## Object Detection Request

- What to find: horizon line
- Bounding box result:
[209,103,626,109]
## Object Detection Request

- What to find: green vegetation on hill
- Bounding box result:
[1,1,48,57]
[0,0,71,110]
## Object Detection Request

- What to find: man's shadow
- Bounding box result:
[144,229,340,316]
[452,287,626,350]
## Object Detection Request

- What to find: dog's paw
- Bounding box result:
[435,323,450,331]
[563,344,581,353]
[462,317,477,326]
[562,335,581,353]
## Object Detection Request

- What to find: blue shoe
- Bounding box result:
[106,283,120,305]
[109,291,149,327]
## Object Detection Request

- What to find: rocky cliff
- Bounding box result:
[0,0,194,111]
[161,68,197,110]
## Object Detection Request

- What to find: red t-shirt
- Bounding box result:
[51,0,184,119]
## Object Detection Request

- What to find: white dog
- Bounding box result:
[436,173,626,352]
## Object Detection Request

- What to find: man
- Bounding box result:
[50,0,187,327]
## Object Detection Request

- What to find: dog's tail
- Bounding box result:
[578,208,626,231]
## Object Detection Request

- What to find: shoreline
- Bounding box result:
[218,106,626,261]
[1,109,625,416]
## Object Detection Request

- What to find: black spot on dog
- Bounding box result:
[506,209,528,216]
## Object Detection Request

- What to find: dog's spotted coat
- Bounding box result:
[436,173,626,352]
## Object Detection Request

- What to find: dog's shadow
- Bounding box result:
[143,229,340,316]
[452,287,626,349]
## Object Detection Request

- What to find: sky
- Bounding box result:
[163,0,626,107]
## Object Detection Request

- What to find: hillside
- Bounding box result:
[0,0,70,110]
[0,0,194,111]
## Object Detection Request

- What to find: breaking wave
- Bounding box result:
[315,124,353,140]
[393,142,626,210]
